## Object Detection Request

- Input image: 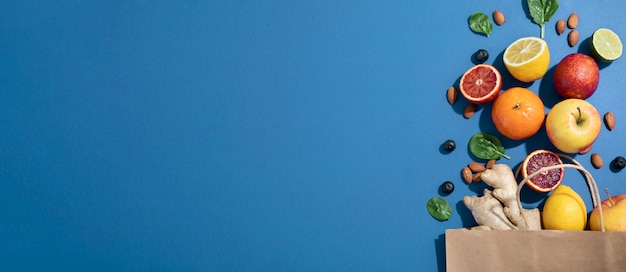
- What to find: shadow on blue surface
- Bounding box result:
[455,200,478,228]
[435,234,446,272]
[538,65,561,108]
[577,37,593,55]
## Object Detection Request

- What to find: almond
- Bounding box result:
[472,172,482,183]
[485,159,496,169]
[468,161,486,173]
[556,19,566,35]
[567,13,578,29]
[493,10,505,25]
[462,167,473,184]
[591,153,603,169]
[604,111,616,131]
[447,86,458,105]
[568,30,579,47]
[463,103,475,119]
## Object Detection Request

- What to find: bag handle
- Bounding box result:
[514,154,605,232]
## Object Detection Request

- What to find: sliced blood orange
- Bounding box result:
[459,64,502,104]
[521,149,564,193]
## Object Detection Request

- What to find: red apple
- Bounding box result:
[553,53,600,99]
[589,190,626,231]
[545,99,601,153]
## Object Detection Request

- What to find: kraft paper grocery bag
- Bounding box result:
[445,229,626,272]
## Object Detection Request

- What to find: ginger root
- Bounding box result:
[463,188,516,230]
[463,164,541,230]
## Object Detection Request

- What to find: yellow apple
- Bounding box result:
[545,99,601,153]
[589,192,626,231]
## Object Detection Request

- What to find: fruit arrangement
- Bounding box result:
[428,1,626,232]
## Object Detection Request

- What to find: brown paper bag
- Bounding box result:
[446,160,626,272]
[446,229,626,272]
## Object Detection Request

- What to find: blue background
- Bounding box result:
[1,1,625,271]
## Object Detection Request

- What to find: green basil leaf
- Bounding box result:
[427,197,453,221]
[527,0,545,25]
[527,0,559,38]
[468,132,511,160]
[468,12,493,37]
[541,0,559,23]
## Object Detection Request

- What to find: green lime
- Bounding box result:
[590,28,622,62]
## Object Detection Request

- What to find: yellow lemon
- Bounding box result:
[503,37,550,82]
[541,185,587,230]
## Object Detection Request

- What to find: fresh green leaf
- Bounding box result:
[427,197,453,221]
[468,132,511,160]
[527,0,559,38]
[469,12,493,37]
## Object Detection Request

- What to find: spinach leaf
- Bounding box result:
[527,0,559,38]
[469,12,493,37]
[469,132,511,160]
[427,197,453,221]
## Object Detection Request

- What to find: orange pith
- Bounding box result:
[491,87,545,140]
[459,64,502,104]
[521,149,564,193]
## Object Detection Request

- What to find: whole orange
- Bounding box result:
[491,87,545,140]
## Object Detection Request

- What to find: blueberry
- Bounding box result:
[441,181,455,195]
[475,49,489,64]
[443,139,456,152]
[612,156,626,170]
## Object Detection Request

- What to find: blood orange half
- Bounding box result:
[459,64,502,104]
[521,149,564,193]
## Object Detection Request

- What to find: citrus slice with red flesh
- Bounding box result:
[521,149,564,193]
[459,64,502,104]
